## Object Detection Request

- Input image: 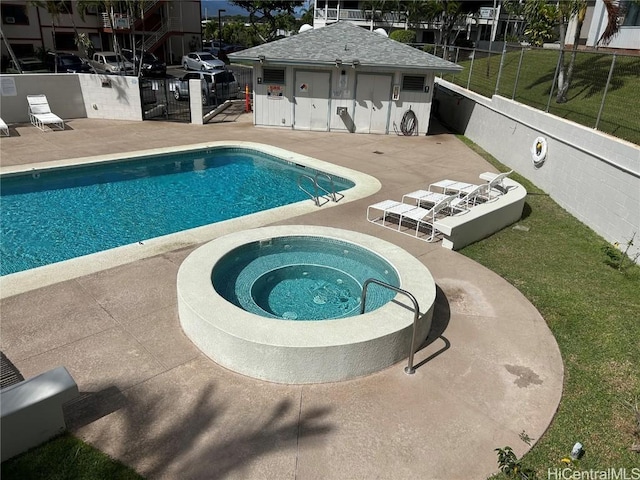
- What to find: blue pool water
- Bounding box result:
[0,147,354,276]
[212,236,399,321]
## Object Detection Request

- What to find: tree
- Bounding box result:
[429,1,480,61]
[230,1,304,43]
[30,0,66,71]
[522,0,622,104]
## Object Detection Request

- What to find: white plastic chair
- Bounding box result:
[27,95,65,131]
[0,118,9,137]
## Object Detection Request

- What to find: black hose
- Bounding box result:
[400,108,418,136]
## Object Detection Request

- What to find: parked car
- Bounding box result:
[171,70,240,105]
[121,48,166,77]
[181,52,225,71]
[6,57,49,74]
[207,47,229,64]
[89,51,134,75]
[45,52,93,73]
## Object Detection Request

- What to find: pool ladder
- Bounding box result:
[360,278,421,375]
[297,173,344,207]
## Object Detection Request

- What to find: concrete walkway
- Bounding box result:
[0,112,563,480]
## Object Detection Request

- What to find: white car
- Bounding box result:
[181,51,225,71]
[89,52,134,75]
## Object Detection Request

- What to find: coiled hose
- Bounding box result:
[399,108,418,136]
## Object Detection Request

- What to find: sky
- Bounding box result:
[201,1,310,20]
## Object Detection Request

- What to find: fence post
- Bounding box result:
[512,47,525,100]
[595,53,616,130]
[467,48,475,90]
[495,42,508,96]
[546,48,563,112]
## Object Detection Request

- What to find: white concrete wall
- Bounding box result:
[434,79,640,259]
[0,74,87,123]
[78,75,143,121]
[0,73,143,123]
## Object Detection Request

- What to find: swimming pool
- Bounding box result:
[0,144,355,276]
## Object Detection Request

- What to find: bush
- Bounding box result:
[390,29,416,44]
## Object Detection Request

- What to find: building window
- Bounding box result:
[622,0,640,26]
[54,33,76,51]
[402,75,425,92]
[1,4,29,25]
[263,68,285,84]
[55,1,73,15]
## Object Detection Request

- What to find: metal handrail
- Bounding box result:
[360,278,421,375]
[297,173,319,206]
[314,172,341,202]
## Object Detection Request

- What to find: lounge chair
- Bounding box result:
[403,183,489,213]
[367,195,456,242]
[429,170,513,201]
[366,200,419,229]
[0,118,9,137]
[27,95,65,132]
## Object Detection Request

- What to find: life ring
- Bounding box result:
[531,136,547,166]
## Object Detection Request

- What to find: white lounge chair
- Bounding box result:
[366,200,419,229]
[403,183,489,213]
[367,195,456,242]
[429,170,513,201]
[27,95,65,132]
[0,118,9,137]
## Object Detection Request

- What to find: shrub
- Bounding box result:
[390,29,416,44]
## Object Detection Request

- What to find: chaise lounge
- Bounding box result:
[27,94,65,132]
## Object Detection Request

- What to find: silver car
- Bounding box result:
[171,70,240,105]
[181,51,225,71]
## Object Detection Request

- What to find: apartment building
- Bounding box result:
[0,0,202,67]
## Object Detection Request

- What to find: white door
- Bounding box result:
[354,74,392,134]
[294,71,330,131]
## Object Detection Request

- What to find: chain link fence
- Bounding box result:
[421,44,639,145]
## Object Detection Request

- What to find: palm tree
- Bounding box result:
[30,1,65,71]
[557,0,621,103]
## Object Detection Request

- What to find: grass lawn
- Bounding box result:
[1,138,638,478]
[443,48,640,146]
[458,137,640,477]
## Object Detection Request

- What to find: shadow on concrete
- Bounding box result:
[414,285,451,370]
[66,380,334,479]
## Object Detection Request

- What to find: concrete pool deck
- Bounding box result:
[0,112,563,479]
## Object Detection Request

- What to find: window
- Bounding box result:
[2,4,29,25]
[56,1,73,14]
[622,0,640,26]
[402,75,425,92]
[54,33,76,51]
[263,68,285,84]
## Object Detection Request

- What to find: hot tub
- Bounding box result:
[177,225,437,383]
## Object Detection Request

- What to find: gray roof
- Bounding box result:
[228,21,462,73]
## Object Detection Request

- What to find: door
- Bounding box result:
[354,74,392,134]
[294,71,330,131]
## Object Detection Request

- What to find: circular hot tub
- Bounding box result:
[212,235,400,321]
[177,226,436,384]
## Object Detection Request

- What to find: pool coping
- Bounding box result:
[177,225,437,384]
[0,141,381,298]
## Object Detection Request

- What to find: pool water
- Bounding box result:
[212,236,399,321]
[0,147,354,276]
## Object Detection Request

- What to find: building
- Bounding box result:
[568,0,640,51]
[0,0,202,67]
[229,21,461,135]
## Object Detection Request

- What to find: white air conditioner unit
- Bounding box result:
[5,17,16,24]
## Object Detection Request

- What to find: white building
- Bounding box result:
[229,21,461,135]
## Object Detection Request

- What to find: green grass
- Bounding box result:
[457,136,640,477]
[442,48,640,145]
[0,433,143,479]
[2,139,639,478]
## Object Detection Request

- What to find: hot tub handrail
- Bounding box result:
[360,278,421,375]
